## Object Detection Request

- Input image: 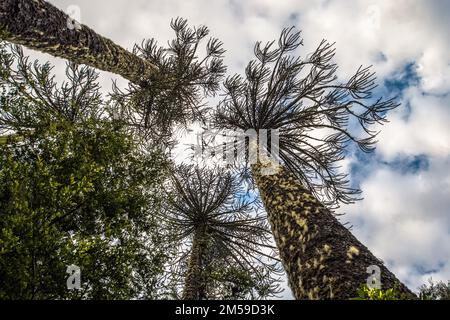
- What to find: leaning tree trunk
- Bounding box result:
[252,164,415,299]
[0,0,158,84]
[182,225,208,300]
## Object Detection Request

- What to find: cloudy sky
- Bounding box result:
[24,0,450,298]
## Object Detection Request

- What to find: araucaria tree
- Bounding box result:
[110,18,226,140]
[1,2,226,138]
[214,28,415,299]
[163,165,281,300]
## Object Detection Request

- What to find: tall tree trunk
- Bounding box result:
[252,164,415,299]
[182,225,208,300]
[0,0,158,84]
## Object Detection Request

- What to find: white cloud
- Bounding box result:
[377,88,450,159]
[342,156,450,292]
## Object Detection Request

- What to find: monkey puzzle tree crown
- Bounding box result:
[214,27,399,207]
[164,165,279,269]
[111,18,226,141]
[162,165,282,299]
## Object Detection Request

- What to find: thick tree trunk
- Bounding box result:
[252,164,415,299]
[182,225,208,300]
[0,0,158,84]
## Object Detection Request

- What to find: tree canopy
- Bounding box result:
[0,43,171,299]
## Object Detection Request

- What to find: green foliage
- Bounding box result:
[352,285,402,300]
[353,280,450,301]
[0,43,172,299]
[0,120,171,299]
[419,279,450,300]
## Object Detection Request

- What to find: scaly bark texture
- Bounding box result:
[252,164,415,299]
[0,0,158,84]
[182,225,208,300]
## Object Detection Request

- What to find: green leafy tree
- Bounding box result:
[419,279,450,300]
[352,280,450,300]
[0,43,171,299]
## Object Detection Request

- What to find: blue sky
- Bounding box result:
[24,0,450,298]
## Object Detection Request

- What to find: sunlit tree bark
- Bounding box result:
[0,0,158,84]
[252,164,414,299]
